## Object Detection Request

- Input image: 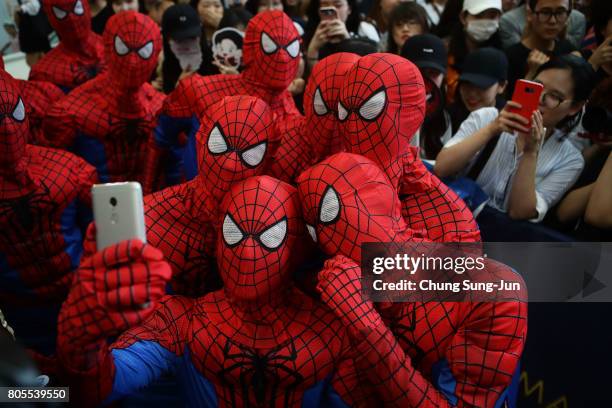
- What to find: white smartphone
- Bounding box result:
[92,182,147,251]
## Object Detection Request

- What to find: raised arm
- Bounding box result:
[56,232,172,405]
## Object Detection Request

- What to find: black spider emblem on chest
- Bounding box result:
[219,338,304,407]
[0,183,55,233]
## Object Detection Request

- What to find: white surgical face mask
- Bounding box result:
[169,38,203,71]
[466,19,499,43]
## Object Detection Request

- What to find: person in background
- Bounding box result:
[283,0,306,27]
[317,36,379,59]
[30,0,104,91]
[191,0,224,75]
[500,0,586,49]
[432,0,462,38]
[554,77,612,240]
[446,0,503,103]
[580,0,612,75]
[501,0,519,12]
[92,0,140,34]
[448,47,508,133]
[160,4,203,93]
[12,0,53,66]
[504,0,577,97]
[386,1,429,54]
[218,5,252,30]
[401,33,451,160]
[366,0,404,41]
[305,0,379,70]
[416,0,447,28]
[436,54,595,223]
[144,0,175,25]
[245,0,283,14]
[555,149,612,240]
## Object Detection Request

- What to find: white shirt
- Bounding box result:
[356,21,381,43]
[416,0,445,27]
[444,108,585,222]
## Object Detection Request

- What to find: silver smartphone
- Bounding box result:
[92,182,147,250]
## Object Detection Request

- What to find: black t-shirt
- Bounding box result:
[505,39,576,96]
[17,8,52,53]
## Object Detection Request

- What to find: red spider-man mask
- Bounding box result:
[217,176,302,302]
[303,52,359,158]
[338,53,426,174]
[197,96,273,201]
[44,0,92,50]
[296,153,410,262]
[0,73,28,172]
[103,12,161,90]
[242,10,301,91]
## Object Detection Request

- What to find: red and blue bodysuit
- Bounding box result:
[29,0,104,93]
[43,12,164,185]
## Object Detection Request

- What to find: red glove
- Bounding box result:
[57,238,171,371]
[317,254,383,334]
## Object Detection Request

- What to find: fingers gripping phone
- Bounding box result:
[509,79,544,128]
[92,182,147,250]
[319,6,338,21]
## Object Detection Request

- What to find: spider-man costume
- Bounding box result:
[43,12,164,185]
[0,72,97,354]
[267,52,360,184]
[57,176,368,407]
[144,95,273,296]
[152,10,301,185]
[297,152,527,407]
[0,60,64,145]
[29,0,104,92]
[338,53,481,242]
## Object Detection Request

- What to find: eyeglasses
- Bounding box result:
[540,91,569,109]
[534,8,570,23]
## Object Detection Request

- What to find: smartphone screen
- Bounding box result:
[319,7,338,21]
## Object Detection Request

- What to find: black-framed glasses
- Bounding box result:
[540,91,568,109]
[534,8,570,23]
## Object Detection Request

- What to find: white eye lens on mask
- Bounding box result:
[466,19,499,43]
[169,38,203,71]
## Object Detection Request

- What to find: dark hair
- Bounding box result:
[536,54,596,104]
[305,0,362,44]
[528,0,572,11]
[432,0,462,38]
[421,84,448,159]
[386,2,429,53]
[590,0,612,44]
[447,19,502,69]
[219,6,253,29]
[535,54,597,131]
[318,37,378,59]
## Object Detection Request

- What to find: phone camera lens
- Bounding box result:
[110,197,117,207]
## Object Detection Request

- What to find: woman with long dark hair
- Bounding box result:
[445,0,503,103]
[436,54,595,222]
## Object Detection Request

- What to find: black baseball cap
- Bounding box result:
[400,34,448,74]
[162,4,202,41]
[459,47,508,89]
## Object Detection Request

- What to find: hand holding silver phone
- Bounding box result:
[92,182,147,250]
